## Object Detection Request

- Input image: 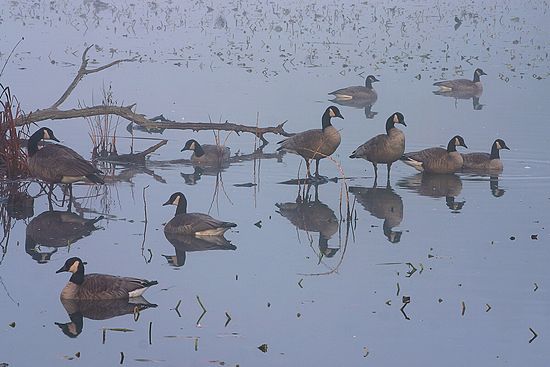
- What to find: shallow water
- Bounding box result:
[1,0,550,366]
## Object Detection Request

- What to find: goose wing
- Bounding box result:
[81,274,156,299]
[462,152,490,165]
[166,213,236,234]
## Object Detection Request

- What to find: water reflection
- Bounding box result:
[397,173,465,212]
[163,232,236,267]
[275,185,340,259]
[349,184,403,243]
[55,297,156,338]
[329,98,378,119]
[432,91,483,110]
[25,210,103,263]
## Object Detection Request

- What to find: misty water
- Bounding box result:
[1,0,550,366]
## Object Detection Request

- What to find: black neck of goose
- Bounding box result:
[385,117,395,134]
[69,264,85,285]
[473,71,481,82]
[490,143,500,159]
[27,131,42,156]
[365,78,374,89]
[194,143,205,157]
[321,111,333,130]
[175,197,188,215]
[447,140,457,152]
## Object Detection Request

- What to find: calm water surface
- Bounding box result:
[1,0,550,366]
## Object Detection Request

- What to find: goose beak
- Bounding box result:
[55,266,66,273]
[162,200,171,206]
[180,147,187,152]
[373,77,380,82]
[463,143,468,148]
[401,121,407,127]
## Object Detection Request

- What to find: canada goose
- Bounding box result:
[163,192,237,236]
[277,106,344,178]
[27,128,104,202]
[26,210,103,264]
[401,135,468,174]
[56,297,157,338]
[349,112,406,181]
[349,184,403,243]
[329,75,380,102]
[163,232,236,267]
[433,68,486,93]
[462,139,509,172]
[181,139,230,166]
[56,257,158,300]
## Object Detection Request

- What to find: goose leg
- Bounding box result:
[387,163,392,183]
[68,184,73,211]
[48,184,54,211]
[305,159,312,178]
[315,159,320,178]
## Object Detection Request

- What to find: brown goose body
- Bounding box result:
[182,139,230,166]
[56,257,157,300]
[163,192,236,236]
[329,75,379,102]
[433,68,486,94]
[350,112,406,179]
[277,106,344,177]
[27,128,104,185]
[462,139,509,172]
[401,135,467,174]
[164,212,236,236]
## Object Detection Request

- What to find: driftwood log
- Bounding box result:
[14,45,292,144]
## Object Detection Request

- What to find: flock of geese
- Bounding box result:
[24,67,508,303]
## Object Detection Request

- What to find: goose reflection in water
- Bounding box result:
[397,173,465,212]
[330,98,378,119]
[25,210,103,263]
[432,90,483,110]
[349,184,403,243]
[275,185,340,259]
[163,232,236,267]
[55,297,156,338]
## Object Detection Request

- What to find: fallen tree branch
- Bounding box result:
[14,46,293,144]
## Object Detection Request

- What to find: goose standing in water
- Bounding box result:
[349,112,406,183]
[27,127,104,206]
[277,106,344,179]
[401,135,467,174]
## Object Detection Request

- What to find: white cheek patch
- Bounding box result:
[190,142,196,150]
[43,130,50,140]
[173,195,181,206]
[496,141,501,149]
[69,260,80,273]
[393,114,399,123]
[455,138,460,146]
[329,109,335,117]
